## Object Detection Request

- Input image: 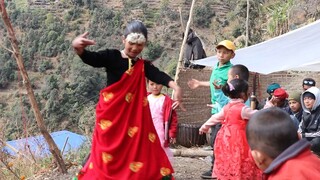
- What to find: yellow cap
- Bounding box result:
[216,40,236,52]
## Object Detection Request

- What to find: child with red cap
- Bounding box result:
[264,88,292,115]
[273,88,288,100]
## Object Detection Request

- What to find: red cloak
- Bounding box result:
[78,60,174,180]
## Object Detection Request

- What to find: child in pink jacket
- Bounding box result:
[147,79,178,163]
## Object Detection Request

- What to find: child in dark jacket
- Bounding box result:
[298,86,320,156]
[288,91,303,130]
[147,80,178,163]
[247,107,320,180]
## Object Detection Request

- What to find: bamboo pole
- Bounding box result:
[0,1,67,173]
[173,0,197,83]
[179,7,185,32]
[245,0,250,47]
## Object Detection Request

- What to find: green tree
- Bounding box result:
[266,0,294,36]
[0,49,16,88]
[143,42,164,61]
[194,1,215,28]
[45,13,55,26]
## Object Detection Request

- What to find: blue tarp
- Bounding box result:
[2,130,88,157]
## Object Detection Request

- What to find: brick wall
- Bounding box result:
[253,71,320,102]
[175,68,213,124]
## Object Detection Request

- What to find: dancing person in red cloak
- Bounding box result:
[72,20,184,180]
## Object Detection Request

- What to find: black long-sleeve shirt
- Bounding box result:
[80,49,173,87]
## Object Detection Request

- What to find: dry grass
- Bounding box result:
[0,141,90,180]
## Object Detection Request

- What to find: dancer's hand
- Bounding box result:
[72,32,96,55]
[169,81,186,111]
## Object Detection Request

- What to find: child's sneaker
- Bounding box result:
[200,169,212,179]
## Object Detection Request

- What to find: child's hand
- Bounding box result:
[188,79,200,89]
[199,126,209,134]
[213,80,222,89]
[267,96,280,107]
[170,137,176,144]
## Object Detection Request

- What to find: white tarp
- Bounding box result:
[194,19,320,74]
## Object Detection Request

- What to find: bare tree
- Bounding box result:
[0,0,67,173]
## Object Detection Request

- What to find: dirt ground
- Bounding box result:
[30,147,212,180]
[173,156,211,180]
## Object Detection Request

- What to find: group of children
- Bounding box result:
[72,19,320,179]
[263,79,320,157]
[193,39,320,179]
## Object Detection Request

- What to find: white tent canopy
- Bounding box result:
[194,19,320,74]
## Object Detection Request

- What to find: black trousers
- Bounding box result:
[210,123,222,164]
[309,137,320,156]
[210,123,222,147]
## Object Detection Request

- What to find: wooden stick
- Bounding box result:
[179,7,185,32]
[174,0,196,83]
[61,136,69,156]
[171,148,212,157]
[27,145,37,163]
[245,0,250,47]
[0,43,13,53]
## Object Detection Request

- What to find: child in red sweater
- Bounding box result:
[247,107,320,179]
